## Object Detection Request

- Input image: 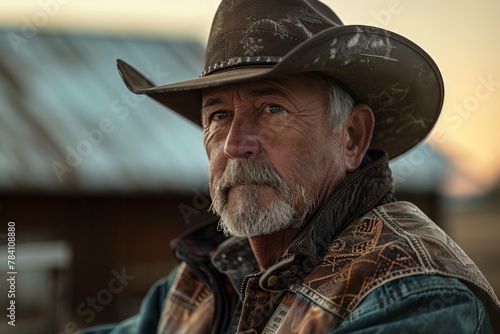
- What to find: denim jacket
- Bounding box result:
[82,150,500,333]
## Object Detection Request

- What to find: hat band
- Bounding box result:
[201,55,283,77]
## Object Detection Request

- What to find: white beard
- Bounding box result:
[210,160,315,237]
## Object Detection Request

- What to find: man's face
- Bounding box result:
[202,73,350,237]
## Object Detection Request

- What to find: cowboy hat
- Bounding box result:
[116,0,444,159]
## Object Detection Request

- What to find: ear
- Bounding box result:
[344,104,375,172]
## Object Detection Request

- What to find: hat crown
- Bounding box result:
[203,0,342,76]
[117,0,444,159]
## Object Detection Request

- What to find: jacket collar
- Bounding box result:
[176,149,395,293]
[261,149,395,291]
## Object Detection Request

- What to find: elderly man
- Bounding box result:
[84,0,500,333]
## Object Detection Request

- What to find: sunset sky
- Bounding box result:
[1,0,499,197]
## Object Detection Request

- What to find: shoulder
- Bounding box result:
[372,200,441,235]
[301,204,427,315]
[79,267,178,334]
[302,201,479,315]
[335,274,494,333]
[306,201,431,291]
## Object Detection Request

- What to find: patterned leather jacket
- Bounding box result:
[83,150,500,333]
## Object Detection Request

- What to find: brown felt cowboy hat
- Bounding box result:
[117,0,444,159]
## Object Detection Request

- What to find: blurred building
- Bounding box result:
[0,28,214,333]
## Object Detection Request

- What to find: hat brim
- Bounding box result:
[117,25,444,159]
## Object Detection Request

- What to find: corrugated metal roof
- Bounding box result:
[0,28,451,195]
[0,29,209,193]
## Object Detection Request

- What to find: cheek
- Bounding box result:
[206,142,227,192]
[204,124,230,155]
[204,126,223,158]
[284,135,344,185]
[268,150,309,192]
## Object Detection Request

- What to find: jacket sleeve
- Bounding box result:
[332,274,494,334]
[79,266,179,334]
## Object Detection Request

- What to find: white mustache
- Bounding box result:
[215,159,289,201]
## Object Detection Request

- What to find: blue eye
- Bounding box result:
[211,111,229,120]
[266,105,283,113]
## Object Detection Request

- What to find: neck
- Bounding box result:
[249,227,301,270]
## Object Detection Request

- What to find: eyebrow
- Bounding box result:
[201,97,224,110]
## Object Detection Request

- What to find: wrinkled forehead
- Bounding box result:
[201,72,328,102]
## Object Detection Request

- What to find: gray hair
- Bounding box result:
[319,74,356,130]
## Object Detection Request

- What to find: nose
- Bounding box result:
[223,115,261,159]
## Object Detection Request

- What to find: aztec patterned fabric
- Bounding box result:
[156,150,500,333]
